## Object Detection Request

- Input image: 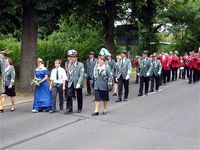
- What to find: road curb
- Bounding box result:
[5,99,33,107]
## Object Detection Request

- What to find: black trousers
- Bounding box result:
[162,69,168,84]
[184,66,189,79]
[139,76,150,94]
[150,75,160,91]
[64,81,68,101]
[167,70,171,82]
[52,84,63,111]
[179,68,185,79]
[66,85,83,112]
[171,67,178,81]
[189,68,197,83]
[135,74,139,83]
[86,77,92,94]
[197,70,200,81]
[118,76,129,100]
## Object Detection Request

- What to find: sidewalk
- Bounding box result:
[4,95,33,107]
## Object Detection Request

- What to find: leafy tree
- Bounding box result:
[0,0,76,92]
[164,0,200,52]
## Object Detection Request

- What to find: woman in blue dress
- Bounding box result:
[32,58,52,113]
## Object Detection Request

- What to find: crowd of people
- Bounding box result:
[0,48,199,115]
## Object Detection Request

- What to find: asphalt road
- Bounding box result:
[0,80,199,150]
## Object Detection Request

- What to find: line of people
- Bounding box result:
[133,50,200,97]
[0,49,199,114]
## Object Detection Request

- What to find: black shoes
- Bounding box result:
[65,110,73,115]
[10,108,15,112]
[91,112,99,116]
[77,110,82,113]
[91,112,107,116]
[0,109,4,113]
[138,93,143,96]
[116,99,122,102]
[113,93,117,96]
[101,111,108,115]
[123,99,128,102]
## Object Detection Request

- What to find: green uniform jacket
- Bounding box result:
[67,61,84,89]
[139,57,153,77]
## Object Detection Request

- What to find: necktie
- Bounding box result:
[56,69,59,80]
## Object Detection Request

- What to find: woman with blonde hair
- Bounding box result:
[32,58,52,113]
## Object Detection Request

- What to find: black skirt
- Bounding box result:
[2,85,16,97]
[94,90,109,101]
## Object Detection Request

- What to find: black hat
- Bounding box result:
[142,50,148,55]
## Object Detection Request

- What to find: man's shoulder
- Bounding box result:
[60,67,66,72]
[78,62,84,67]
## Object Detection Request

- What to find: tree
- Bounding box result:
[20,0,37,91]
[73,0,132,55]
[164,0,200,51]
[129,0,174,54]
[0,0,76,92]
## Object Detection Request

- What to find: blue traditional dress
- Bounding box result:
[33,67,52,111]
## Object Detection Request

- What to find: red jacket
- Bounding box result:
[160,54,170,70]
[196,56,200,71]
[187,55,196,68]
[182,56,187,67]
[179,58,184,68]
[171,55,179,68]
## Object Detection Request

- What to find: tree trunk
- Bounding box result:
[19,0,37,92]
[103,0,115,55]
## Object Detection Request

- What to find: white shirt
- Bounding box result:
[50,67,67,84]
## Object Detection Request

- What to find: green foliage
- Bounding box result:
[37,18,104,68]
[164,0,200,51]
[0,18,104,69]
[0,34,20,65]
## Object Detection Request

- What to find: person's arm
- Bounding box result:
[8,66,15,88]
[76,63,84,88]
[50,80,53,91]
[62,69,67,91]
[84,59,88,77]
[40,75,48,83]
[49,69,54,90]
[158,60,162,75]
[147,60,153,76]
[126,59,132,80]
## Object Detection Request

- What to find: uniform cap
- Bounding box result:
[68,50,77,57]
